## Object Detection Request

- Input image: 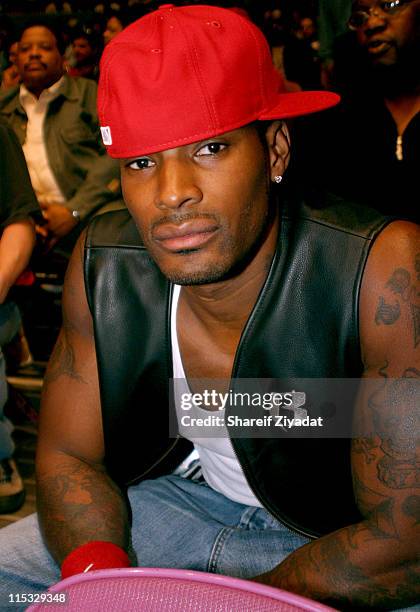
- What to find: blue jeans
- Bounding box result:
[0,302,21,461]
[0,474,418,611]
[0,474,308,610]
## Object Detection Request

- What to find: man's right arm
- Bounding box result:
[36,233,131,566]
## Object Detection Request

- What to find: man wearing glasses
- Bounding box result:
[293,0,420,223]
[348,0,417,29]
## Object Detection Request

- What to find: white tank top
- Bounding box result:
[171,284,262,508]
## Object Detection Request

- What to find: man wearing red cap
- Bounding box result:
[0,5,418,611]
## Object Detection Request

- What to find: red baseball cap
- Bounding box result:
[98,4,339,158]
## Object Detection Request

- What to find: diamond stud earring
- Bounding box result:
[273,175,283,184]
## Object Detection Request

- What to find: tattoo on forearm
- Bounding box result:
[352,474,398,538]
[362,498,398,540]
[37,461,129,561]
[410,304,420,348]
[375,297,401,325]
[402,495,420,524]
[43,329,87,385]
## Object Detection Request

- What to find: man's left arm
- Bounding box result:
[42,80,123,244]
[58,80,122,224]
[254,220,420,610]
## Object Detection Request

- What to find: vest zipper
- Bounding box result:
[125,436,182,486]
[224,230,317,541]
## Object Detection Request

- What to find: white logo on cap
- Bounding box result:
[100,126,113,146]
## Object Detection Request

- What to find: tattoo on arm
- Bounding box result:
[37,461,130,562]
[382,260,420,346]
[374,297,401,326]
[367,374,420,490]
[386,268,410,299]
[352,473,398,539]
[402,495,420,525]
[385,266,420,303]
[43,324,87,385]
[352,438,377,464]
[377,454,419,489]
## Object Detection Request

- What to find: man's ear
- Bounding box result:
[265,120,291,181]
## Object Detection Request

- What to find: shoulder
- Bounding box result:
[283,193,391,239]
[85,209,143,249]
[360,220,420,375]
[0,85,20,111]
[64,75,97,99]
[361,221,419,295]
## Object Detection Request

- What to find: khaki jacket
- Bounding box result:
[0,75,123,221]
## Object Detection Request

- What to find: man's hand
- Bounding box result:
[37,203,79,248]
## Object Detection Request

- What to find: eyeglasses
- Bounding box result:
[348,0,413,29]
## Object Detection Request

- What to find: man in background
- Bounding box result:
[0,20,123,255]
[291,0,420,222]
[67,26,101,81]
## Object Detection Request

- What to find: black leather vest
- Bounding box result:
[84,197,390,539]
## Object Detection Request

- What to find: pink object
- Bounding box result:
[27,567,338,611]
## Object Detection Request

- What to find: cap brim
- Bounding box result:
[259,91,340,120]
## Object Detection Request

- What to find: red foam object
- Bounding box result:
[61,541,130,579]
